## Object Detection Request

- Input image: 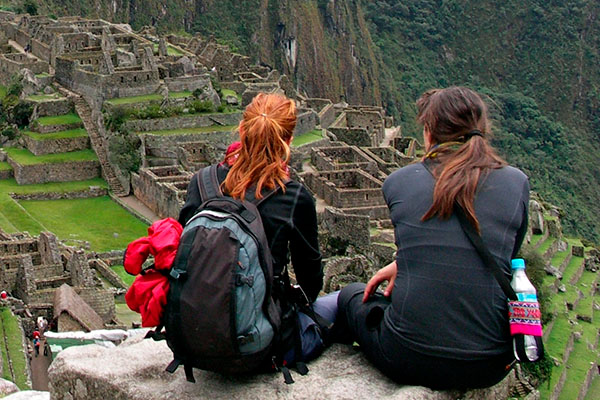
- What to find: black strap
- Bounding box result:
[454,205,517,301]
[197,165,222,202]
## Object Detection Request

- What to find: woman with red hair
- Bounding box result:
[179,93,329,364]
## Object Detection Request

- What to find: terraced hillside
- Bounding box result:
[530,213,600,399]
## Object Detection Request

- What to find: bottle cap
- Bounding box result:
[511,258,525,270]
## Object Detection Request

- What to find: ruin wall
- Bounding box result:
[319,104,337,129]
[31,98,73,117]
[319,207,371,251]
[164,75,211,92]
[75,287,115,323]
[295,109,318,136]
[124,112,242,132]
[328,127,371,147]
[9,159,100,185]
[23,135,90,156]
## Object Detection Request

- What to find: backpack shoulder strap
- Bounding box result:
[197,164,223,202]
[245,179,290,207]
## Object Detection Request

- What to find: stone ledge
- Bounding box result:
[48,338,514,400]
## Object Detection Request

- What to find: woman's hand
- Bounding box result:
[362,261,397,303]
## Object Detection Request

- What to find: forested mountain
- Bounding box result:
[8,0,600,241]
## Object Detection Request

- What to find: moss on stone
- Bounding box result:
[36,113,82,126]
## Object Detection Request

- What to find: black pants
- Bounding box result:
[337,283,514,390]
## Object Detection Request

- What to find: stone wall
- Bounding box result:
[131,166,192,219]
[294,109,318,135]
[319,103,337,129]
[124,112,242,132]
[311,146,378,176]
[329,126,371,147]
[9,159,100,184]
[164,74,211,92]
[31,98,73,118]
[23,134,90,156]
[75,287,115,323]
[305,169,385,208]
[320,207,371,251]
[10,186,107,200]
[0,168,12,179]
[31,120,83,134]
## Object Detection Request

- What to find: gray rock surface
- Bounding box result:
[0,378,19,396]
[48,336,513,400]
[3,390,49,400]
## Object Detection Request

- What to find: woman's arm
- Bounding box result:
[362,261,397,302]
[289,186,323,302]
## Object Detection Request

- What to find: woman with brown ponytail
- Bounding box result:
[337,87,529,389]
[178,93,330,366]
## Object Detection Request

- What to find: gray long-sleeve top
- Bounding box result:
[382,162,529,360]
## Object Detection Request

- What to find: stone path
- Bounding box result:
[30,340,51,391]
[114,195,160,224]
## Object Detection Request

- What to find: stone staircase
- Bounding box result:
[70,95,129,197]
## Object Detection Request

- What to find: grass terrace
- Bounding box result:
[36,113,82,126]
[105,91,193,105]
[112,265,135,287]
[22,128,88,141]
[0,178,107,234]
[221,88,242,103]
[292,129,324,147]
[18,196,148,252]
[0,85,6,99]
[530,233,544,247]
[0,161,11,171]
[562,256,585,284]
[4,148,97,165]
[26,93,63,102]
[0,307,28,389]
[152,43,184,56]
[559,323,599,399]
[537,237,556,255]
[140,125,236,136]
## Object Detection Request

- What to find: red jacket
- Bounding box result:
[124,218,182,327]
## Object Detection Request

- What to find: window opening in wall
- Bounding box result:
[147,74,150,80]
[133,75,137,82]
[121,76,124,83]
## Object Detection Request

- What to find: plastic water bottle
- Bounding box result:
[510,258,539,361]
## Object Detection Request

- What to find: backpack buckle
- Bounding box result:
[237,333,255,345]
[170,269,187,280]
[234,274,254,287]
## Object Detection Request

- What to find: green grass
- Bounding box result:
[169,91,192,99]
[562,256,585,284]
[0,85,6,99]
[585,375,600,400]
[115,302,141,328]
[558,324,600,400]
[221,88,242,102]
[26,93,63,102]
[152,43,184,56]
[35,72,51,78]
[111,265,135,287]
[140,125,236,136]
[4,148,97,165]
[105,94,162,105]
[0,308,29,389]
[537,237,556,255]
[18,196,148,252]
[0,178,107,234]
[23,128,88,141]
[36,113,82,126]
[0,162,11,171]
[550,245,570,267]
[530,233,544,247]
[292,129,324,147]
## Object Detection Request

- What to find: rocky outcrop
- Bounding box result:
[48,336,514,400]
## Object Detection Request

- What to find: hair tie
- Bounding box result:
[463,130,483,140]
[261,113,267,117]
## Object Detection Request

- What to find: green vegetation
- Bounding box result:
[140,125,236,136]
[292,129,324,146]
[111,265,135,287]
[26,93,63,101]
[0,178,106,234]
[221,88,241,103]
[152,43,185,56]
[4,148,97,165]
[0,308,29,389]
[105,94,162,105]
[36,113,82,126]
[169,91,192,99]
[19,196,148,252]
[0,85,6,99]
[35,72,51,78]
[23,128,87,140]
[0,161,11,171]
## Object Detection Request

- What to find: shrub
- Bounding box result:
[1,126,17,140]
[11,102,33,128]
[190,100,214,113]
[105,107,130,132]
[6,81,22,98]
[192,88,204,99]
[23,0,37,15]
[109,129,141,172]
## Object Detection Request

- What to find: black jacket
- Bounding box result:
[178,165,323,302]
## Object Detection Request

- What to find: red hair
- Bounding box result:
[224,93,296,199]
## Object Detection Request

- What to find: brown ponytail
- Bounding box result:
[418,87,506,233]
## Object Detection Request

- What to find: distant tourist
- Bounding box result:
[336,87,529,389]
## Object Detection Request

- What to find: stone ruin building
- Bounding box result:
[0,10,426,332]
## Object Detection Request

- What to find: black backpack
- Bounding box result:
[155,165,293,382]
